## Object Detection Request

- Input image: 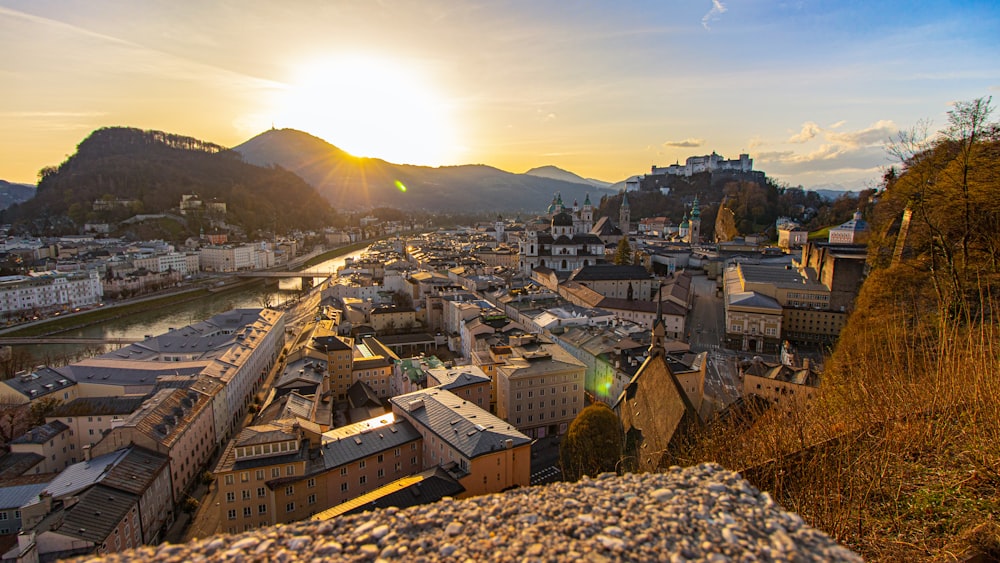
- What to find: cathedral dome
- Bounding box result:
[552,212,574,227]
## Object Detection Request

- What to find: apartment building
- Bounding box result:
[390,388,531,498]
[0,270,103,314]
[213,414,422,533]
[494,335,587,439]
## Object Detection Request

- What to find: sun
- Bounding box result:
[275,55,458,166]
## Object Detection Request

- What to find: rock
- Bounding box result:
[446,521,464,536]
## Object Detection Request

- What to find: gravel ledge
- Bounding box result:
[80,463,860,562]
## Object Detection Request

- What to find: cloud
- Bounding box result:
[787,121,820,143]
[827,120,846,129]
[663,138,704,148]
[746,135,765,150]
[825,120,897,146]
[701,0,728,30]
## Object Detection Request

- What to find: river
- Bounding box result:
[18,247,368,366]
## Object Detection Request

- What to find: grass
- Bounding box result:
[808,225,832,240]
[679,268,1000,561]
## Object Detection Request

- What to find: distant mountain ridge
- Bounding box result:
[0,180,36,210]
[523,165,614,190]
[234,129,613,212]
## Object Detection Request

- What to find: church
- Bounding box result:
[518,193,624,275]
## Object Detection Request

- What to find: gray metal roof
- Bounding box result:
[42,449,130,500]
[0,481,49,510]
[1,367,75,400]
[391,389,530,460]
[49,396,146,418]
[56,484,138,544]
[12,420,69,445]
[314,414,421,472]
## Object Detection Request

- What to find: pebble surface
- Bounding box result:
[77,463,860,562]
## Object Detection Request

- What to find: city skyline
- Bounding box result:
[2,0,998,191]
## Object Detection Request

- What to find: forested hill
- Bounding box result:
[4,127,338,237]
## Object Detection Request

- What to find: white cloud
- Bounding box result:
[787,121,820,143]
[701,0,728,30]
[827,120,846,129]
[663,138,704,148]
[825,120,897,146]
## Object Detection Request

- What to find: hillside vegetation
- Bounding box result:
[4,127,338,238]
[680,98,1000,561]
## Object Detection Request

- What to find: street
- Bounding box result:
[686,273,742,409]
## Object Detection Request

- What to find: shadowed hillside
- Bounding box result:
[4,127,338,238]
[677,98,1000,561]
[234,128,611,213]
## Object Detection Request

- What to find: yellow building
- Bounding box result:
[495,335,587,439]
[391,388,531,498]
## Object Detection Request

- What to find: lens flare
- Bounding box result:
[395,180,407,192]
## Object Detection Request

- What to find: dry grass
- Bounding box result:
[681,271,1000,561]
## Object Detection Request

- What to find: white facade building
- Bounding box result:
[651,152,753,177]
[0,270,103,314]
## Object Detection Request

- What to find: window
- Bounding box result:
[225,475,234,485]
[411,456,417,465]
[259,504,267,514]
[241,472,249,482]
[286,502,295,513]
[377,468,385,478]
[228,509,237,520]
[359,460,366,469]
[377,454,383,463]
[285,486,294,496]
[226,492,235,503]
[360,476,367,485]
[257,487,266,497]
[307,478,315,488]
[242,490,251,500]
[341,483,348,492]
[394,448,400,457]
[272,468,280,478]
[256,469,265,480]
[308,494,316,505]
[340,467,348,476]
[286,465,295,476]
[243,507,252,518]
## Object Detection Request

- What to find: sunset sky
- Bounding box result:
[2,1,998,190]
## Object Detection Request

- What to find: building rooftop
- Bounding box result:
[56,484,138,544]
[11,420,69,445]
[0,481,50,510]
[391,388,531,460]
[48,396,146,418]
[312,466,464,521]
[314,413,422,474]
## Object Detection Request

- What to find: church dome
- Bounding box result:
[552,212,574,227]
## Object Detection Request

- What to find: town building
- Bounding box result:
[494,335,587,439]
[390,388,532,498]
[0,270,103,315]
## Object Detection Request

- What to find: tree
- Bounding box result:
[559,403,624,481]
[613,237,632,265]
[28,397,62,428]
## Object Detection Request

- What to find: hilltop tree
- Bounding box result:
[614,237,632,265]
[560,403,624,481]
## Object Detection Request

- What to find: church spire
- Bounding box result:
[649,283,666,358]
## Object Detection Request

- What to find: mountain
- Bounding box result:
[234,129,608,212]
[0,180,36,210]
[523,165,614,190]
[5,127,337,237]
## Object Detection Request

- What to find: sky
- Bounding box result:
[1,1,998,191]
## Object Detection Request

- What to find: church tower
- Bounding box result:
[688,196,701,245]
[649,287,666,359]
[581,193,594,233]
[494,214,505,243]
[619,193,631,239]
